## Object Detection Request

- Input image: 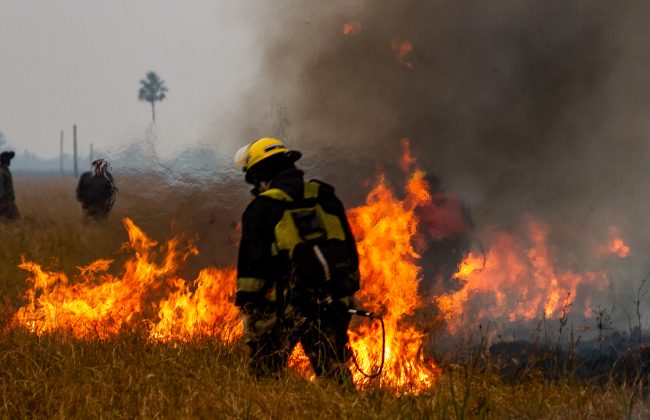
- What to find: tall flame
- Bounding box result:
[345,169,438,390]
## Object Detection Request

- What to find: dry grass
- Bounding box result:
[0,174,242,299]
[1,327,647,419]
[0,175,648,418]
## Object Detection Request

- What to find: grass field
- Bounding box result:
[1,175,649,418]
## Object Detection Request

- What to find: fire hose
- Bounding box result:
[347,308,385,379]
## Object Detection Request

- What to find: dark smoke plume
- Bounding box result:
[217,1,650,330]
[226,1,647,222]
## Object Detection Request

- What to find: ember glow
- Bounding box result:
[601,226,630,258]
[399,137,417,173]
[390,38,414,69]
[342,21,362,36]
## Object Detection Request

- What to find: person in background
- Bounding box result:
[0,151,20,220]
[76,158,118,221]
[415,175,473,297]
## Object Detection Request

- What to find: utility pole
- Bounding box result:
[90,143,94,163]
[73,124,78,177]
[60,130,64,175]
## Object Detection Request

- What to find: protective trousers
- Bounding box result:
[244,301,353,384]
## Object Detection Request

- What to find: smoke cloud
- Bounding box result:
[215,1,650,330]
[226,1,644,215]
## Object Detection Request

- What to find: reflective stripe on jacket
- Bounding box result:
[235,167,359,309]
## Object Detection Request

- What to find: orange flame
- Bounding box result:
[13,218,199,338]
[342,21,362,36]
[346,169,438,390]
[285,166,439,390]
[11,146,441,392]
[601,226,630,258]
[150,267,241,343]
[399,137,416,173]
[390,38,414,69]
[436,220,610,332]
[12,141,627,393]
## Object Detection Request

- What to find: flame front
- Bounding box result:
[436,220,612,332]
[150,267,241,343]
[13,218,198,339]
[11,153,440,393]
[12,142,629,393]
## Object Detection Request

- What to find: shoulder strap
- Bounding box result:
[259,188,294,202]
[260,182,322,203]
[303,181,320,199]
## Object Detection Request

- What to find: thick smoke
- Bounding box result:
[227,1,645,218]
[216,1,650,332]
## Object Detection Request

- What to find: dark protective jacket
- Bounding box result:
[0,167,15,204]
[0,166,19,219]
[235,167,359,311]
[76,172,116,208]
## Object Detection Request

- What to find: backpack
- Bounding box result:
[260,181,359,307]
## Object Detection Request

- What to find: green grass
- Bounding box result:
[0,175,649,418]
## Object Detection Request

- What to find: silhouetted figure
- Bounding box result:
[415,175,473,297]
[76,159,118,221]
[0,151,20,220]
[234,138,360,384]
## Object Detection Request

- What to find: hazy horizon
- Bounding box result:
[0,1,262,159]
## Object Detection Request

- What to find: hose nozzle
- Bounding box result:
[348,308,375,318]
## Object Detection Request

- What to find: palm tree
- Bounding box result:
[138,72,168,123]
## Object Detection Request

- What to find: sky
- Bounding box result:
[0,1,259,159]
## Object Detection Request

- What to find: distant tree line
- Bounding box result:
[11,144,222,176]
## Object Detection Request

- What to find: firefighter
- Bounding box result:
[233,138,360,384]
[414,175,473,297]
[0,151,20,220]
[76,158,118,221]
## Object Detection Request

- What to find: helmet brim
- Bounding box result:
[285,150,302,163]
[244,150,302,185]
